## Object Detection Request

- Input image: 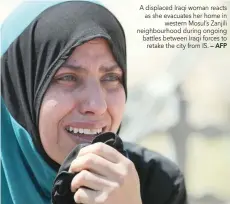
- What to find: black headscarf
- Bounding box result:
[1,1,127,171]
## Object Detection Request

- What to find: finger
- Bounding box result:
[71,170,114,192]
[69,153,118,179]
[78,142,124,163]
[74,187,97,204]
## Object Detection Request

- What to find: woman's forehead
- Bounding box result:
[65,38,116,64]
[71,38,111,53]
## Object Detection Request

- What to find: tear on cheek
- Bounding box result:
[43,99,59,110]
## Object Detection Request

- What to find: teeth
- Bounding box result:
[67,127,103,135]
[83,129,90,134]
[73,128,78,134]
[90,129,98,134]
[79,128,83,134]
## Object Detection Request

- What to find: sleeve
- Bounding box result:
[165,171,187,204]
[124,142,188,204]
[143,156,188,204]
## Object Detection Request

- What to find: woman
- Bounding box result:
[1,1,187,204]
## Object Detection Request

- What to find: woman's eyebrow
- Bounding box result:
[61,63,122,73]
[99,64,122,73]
[61,63,87,73]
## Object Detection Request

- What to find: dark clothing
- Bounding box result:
[52,133,187,204]
[125,142,187,204]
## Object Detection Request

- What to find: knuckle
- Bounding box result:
[117,174,126,186]
[78,170,88,182]
[84,154,94,166]
[74,188,83,203]
[126,159,135,171]
[78,148,86,156]
[115,160,135,186]
[112,181,120,190]
[94,142,104,154]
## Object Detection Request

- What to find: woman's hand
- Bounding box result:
[69,142,142,204]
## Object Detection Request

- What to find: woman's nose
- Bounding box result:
[79,81,107,116]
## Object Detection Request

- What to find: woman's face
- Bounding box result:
[39,38,126,164]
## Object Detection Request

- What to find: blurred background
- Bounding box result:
[1,0,230,203]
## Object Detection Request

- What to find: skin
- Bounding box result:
[39,38,142,204]
[69,143,142,204]
[39,38,125,164]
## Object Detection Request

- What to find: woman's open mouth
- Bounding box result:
[65,126,106,143]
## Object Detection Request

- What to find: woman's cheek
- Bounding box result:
[39,88,73,132]
[39,89,77,162]
[44,87,76,111]
[106,88,126,131]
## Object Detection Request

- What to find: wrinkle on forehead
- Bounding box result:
[65,38,116,70]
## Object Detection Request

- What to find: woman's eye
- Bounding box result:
[53,74,81,86]
[58,75,78,81]
[101,73,122,82]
